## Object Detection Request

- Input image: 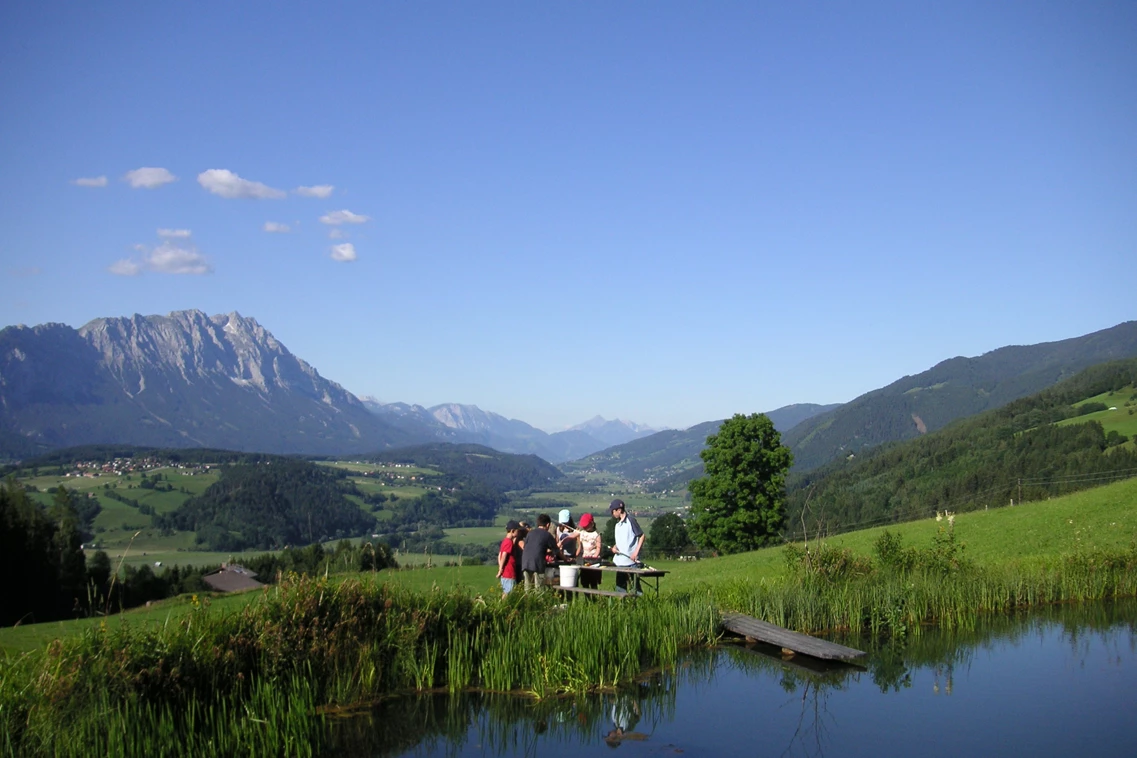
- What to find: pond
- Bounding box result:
[326,600,1137,757]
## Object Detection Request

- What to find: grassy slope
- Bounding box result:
[4,476,1135,656]
[1057,388,1137,442]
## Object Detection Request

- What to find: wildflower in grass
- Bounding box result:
[936,512,943,522]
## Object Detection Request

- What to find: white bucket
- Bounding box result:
[559,565,580,588]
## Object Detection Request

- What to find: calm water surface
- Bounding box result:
[329,601,1137,757]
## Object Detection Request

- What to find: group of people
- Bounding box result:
[496,499,645,595]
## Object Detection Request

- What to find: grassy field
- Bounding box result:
[523,490,687,515]
[5,475,1135,657]
[1060,387,1137,443]
[388,475,1137,595]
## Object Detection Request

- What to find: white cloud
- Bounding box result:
[109,239,213,276]
[147,241,212,274]
[72,176,107,187]
[330,243,357,262]
[197,169,286,199]
[123,167,176,189]
[157,228,192,238]
[264,221,292,233]
[108,259,142,276]
[320,209,369,225]
[295,184,334,198]
[328,228,346,239]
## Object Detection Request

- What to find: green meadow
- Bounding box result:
[3,476,1136,756]
[1059,388,1137,441]
[8,475,1133,658]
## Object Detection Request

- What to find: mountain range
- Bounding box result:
[4,310,1136,473]
[358,399,657,463]
[0,310,656,462]
[579,320,1137,483]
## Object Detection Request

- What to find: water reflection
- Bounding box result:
[328,599,1137,757]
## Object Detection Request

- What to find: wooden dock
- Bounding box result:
[720,613,867,662]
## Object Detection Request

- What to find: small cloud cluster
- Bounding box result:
[109,230,212,276]
[124,167,177,189]
[330,243,357,262]
[320,209,369,225]
[295,184,334,198]
[82,164,372,270]
[198,169,286,199]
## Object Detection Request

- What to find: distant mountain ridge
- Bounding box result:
[784,320,1137,470]
[574,321,1137,483]
[563,403,841,484]
[360,398,657,463]
[0,310,416,457]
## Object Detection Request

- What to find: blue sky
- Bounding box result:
[1,2,1134,432]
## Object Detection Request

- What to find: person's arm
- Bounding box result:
[630,532,645,563]
[497,544,508,577]
[628,515,645,563]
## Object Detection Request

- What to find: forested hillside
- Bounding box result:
[783,320,1137,471]
[786,358,1137,537]
[159,459,374,550]
[363,443,562,492]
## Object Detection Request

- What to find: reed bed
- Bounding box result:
[0,577,718,757]
[2,544,1135,756]
[708,544,1137,638]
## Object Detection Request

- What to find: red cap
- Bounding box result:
[579,512,594,529]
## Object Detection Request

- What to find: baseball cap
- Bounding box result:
[558,508,572,525]
[608,499,626,513]
[579,512,594,529]
[506,520,521,531]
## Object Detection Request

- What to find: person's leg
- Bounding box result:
[615,571,630,593]
[501,577,515,596]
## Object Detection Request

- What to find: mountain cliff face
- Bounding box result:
[0,310,416,457]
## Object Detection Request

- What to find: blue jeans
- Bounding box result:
[501,577,516,595]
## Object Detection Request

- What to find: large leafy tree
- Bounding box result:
[688,413,792,554]
[648,512,690,558]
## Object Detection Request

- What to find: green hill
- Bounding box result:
[783,320,1137,471]
[159,459,374,550]
[363,443,563,492]
[786,358,1137,537]
[563,404,840,486]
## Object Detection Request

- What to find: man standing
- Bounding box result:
[496,520,521,596]
[520,514,558,591]
[609,499,645,594]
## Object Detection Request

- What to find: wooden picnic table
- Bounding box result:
[551,563,669,599]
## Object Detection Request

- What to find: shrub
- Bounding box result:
[874,530,917,573]
[783,541,873,582]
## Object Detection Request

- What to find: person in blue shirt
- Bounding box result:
[608,499,645,594]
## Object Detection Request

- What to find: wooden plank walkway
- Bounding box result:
[720,613,867,662]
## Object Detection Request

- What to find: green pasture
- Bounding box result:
[320,461,442,477]
[443,525,504,546]
[0,591,256,656]
[6,475,1136,657]
[383,475,1137,595]
[523,490,687,516]
[1060,388,1137,441]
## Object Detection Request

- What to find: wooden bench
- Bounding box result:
[552,586,631,599]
